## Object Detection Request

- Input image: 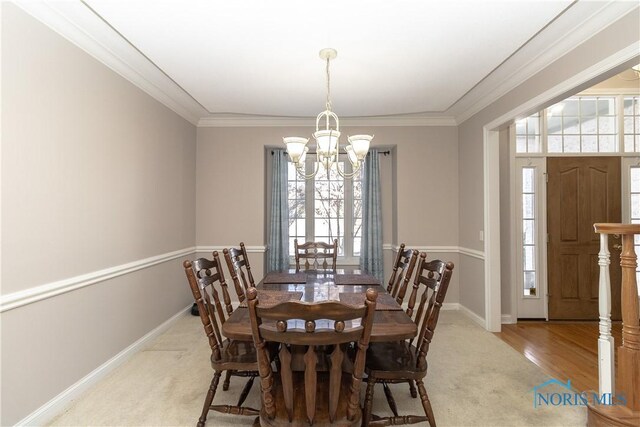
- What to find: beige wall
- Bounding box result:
[458,8,640,320]
[196,126,460,302]
[1,4,196,424]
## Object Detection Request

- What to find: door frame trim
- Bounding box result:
[482,43,639,332]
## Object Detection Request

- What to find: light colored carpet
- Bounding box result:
[48,311,585,426]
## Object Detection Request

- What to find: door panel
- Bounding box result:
[547,157,621,320]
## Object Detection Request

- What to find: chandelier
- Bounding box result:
[283,48,373,179]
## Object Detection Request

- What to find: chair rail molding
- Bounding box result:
[196,245,267,253]
[0,246,196,313]
[382,244,485,260]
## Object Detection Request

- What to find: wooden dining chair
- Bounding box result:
[294,238,338,271]
[183,253,259,427]
[246,286,378,426]
[386,243,419,304]
[363,253,454,427]
[223,242,255,303]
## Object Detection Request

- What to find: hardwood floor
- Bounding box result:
[496,321,623,394]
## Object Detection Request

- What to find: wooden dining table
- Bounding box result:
[222,268,417,343]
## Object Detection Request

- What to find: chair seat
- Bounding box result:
[211,339,258,370]
[257,372,361,427]
[365,341,428,379]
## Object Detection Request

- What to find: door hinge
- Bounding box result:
[547,233,549,243]
[545,173,549,183]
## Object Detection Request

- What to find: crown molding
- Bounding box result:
[450,2,640,124]
[577,87,640,96]
[197,114,457,128]
[14,0,208,126]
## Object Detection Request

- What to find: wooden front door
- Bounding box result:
[547,157,622,320]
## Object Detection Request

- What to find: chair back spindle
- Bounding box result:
[183,252,234,362]
[223,242,255,303]
[294,238,338,271]
[387,244,419,304]
[247,286,377,425]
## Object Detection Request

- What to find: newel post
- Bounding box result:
[594,229,614,396]
[594,223,640,412]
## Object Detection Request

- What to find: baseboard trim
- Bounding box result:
[458,304,486,328]
[14,305,192,426]
[1,247,196,313]
[501,314,517,324]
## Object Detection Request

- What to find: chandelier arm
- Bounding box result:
[295,160,321,179]
[335,160,363,179]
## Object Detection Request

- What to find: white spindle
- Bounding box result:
[597,233,614,396]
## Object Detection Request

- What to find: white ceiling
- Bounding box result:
[83,0,575,118]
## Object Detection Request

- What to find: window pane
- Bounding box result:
[580,98,597,116]
[598,116,616,134]
[598,98,615,115]
[523,194,534,219]
[522,168,534,193]
[624,98,635,115]
[564,135,580,152]
[523,220,534,245]
[631,168,640,193]
[528,136,540,152]
[548,135,563,152]
[632,194,640,219]
[515,119,526,134]
[524,246,535,270]
[548,116,562,135]
[625,116,634,134]
[563,116,580,134]
[516,136,527,153]
[353,237,361,256]
[527,116,539,135]
[625,135,635,152]
[582,135,597,152]
[524,272,536,295]
[581,116,597,134]
[599,135,616,152]
[353,218,362,237]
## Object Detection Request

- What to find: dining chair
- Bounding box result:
[246,286,378,426]
[363,253,454,427]
[294,238,338,271]
[223,242,255,303]
[183,253,259,427]
[386,243,419,304]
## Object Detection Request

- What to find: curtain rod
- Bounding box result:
[272,150,390,155]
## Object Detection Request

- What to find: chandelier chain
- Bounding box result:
[325,56,332,111]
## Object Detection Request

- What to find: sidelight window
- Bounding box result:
[522,167,537,296]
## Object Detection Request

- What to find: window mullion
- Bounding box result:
[343,158,354,259]
[305,160,314,240]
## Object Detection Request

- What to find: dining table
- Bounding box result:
[222,268,417,343]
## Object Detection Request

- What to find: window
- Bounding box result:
[522,167,537,296]
[515,112,542,153]
[287,159,362,261]
[630,166,640,286]
[624,96,640,152]
[515,95,630,154]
